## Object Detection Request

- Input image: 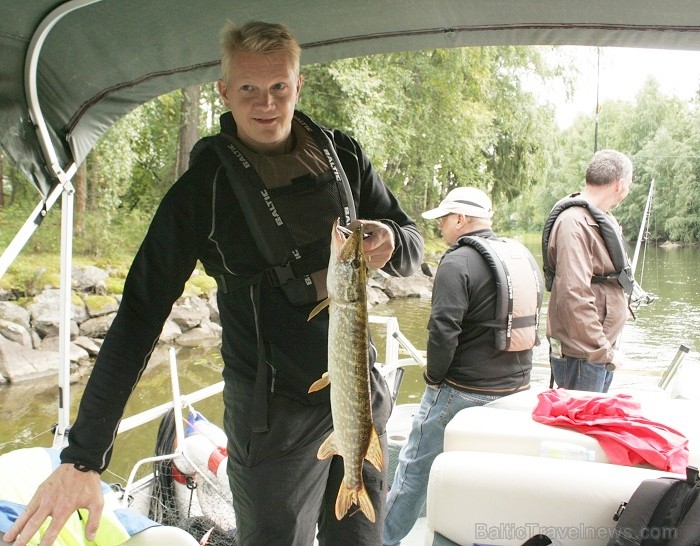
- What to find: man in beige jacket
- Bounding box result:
[543,149,633,392]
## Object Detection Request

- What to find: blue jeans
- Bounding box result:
[383,383,499,546]
[550,354,613,393]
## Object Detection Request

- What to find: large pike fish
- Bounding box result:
[308,219,383,523]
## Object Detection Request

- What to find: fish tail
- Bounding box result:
[335,480,376,523]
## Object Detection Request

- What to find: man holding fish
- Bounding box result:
[5,20,422,546]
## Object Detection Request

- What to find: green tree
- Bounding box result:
[300,46,562,232]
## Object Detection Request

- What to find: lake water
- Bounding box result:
[1,240,699,482]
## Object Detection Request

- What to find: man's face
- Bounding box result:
[437,213,461,246]
[217,51,302,154]
[614,175,633,208]
[620,176,632,200]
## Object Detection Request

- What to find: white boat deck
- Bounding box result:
[402,517,428,545]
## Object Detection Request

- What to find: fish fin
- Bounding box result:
[308,298,330,320]
[317,431,339,460]
[365,426,384,472]
[335,480,376,523]
[308,372,330,393]
[356,485,376,523]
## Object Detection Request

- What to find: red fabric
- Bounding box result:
[532,389,689,473]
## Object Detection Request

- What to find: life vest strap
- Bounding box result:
[454,235,543,352]
[542,196,636,296]
[474,315,539,329]
[266,244,330,288]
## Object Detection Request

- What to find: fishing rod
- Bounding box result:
[626,179,656,310]
[631,179,655,277]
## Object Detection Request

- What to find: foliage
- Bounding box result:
[539,74,700,244]
[300,46,566,238]
[5,45,700,286]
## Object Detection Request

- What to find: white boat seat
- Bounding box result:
[449,390,699,467]
[426,451,680,546]
[444,405,610,463]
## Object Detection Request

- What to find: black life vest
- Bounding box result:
[541,196,636,296]
[192,111,357,433]
[206,110,356,306]
[457,236,543,352]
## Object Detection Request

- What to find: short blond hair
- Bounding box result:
[220,21,301,84]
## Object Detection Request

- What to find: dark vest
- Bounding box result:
[191,111,357,433]
[205,110,356,306]
[541,196,635,296]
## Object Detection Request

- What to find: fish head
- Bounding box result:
[328,219,368,303]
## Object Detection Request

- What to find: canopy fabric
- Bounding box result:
[3,0,700,196]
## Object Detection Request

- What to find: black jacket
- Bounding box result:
[62,112,423,472]
[426,229,531,394]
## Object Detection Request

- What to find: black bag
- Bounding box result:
[607,465,700,545]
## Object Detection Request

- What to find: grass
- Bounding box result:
[0,252,134,295]
[1,251,220,299]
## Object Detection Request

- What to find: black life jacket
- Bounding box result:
[541,196,635,296]
[192,111,357,433]
[205,110,356,306]
[457,235,543,352]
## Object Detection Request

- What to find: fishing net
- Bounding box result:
[114,408,238,545]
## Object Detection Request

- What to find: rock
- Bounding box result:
[0,335,60,383]
[30,330,42,349]
[0,319,33,348]
[377,272,433,299]
[176,320,222,348]
[27,288,87,337]
[39,336,91,363]
[367,283,390,306]
[208,290,220,325]
[0,301,31,330]
[84,294,120,317]
[72,265,109,292]
[421,262,437,278]
[159,318,183,343]
[2,264,436,381]
[169,296,210,330]
[79,313,116,338]
[73,335,101,356]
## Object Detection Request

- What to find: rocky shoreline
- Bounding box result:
[0,264,435,384]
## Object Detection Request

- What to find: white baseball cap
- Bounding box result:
[421,187,493,219]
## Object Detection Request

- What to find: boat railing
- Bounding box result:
[119,315,427,505]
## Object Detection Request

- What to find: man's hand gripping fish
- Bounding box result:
[308,219,383,523]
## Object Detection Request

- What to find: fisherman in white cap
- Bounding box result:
[421,186,494,223]
[384,187,541,545]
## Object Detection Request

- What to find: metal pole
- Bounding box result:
[0,186,59,279]
[658,344,690,390]
[53,182,76,448]
[594,47,601,153]
[22,0,103,443]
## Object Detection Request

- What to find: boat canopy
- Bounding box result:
[2,0,699,449]
[3,0,700,197]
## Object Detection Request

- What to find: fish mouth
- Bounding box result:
[333,221,365,263]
